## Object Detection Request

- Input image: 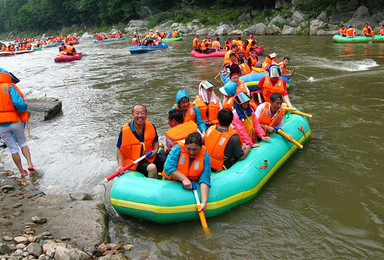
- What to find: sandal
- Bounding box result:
[22,170,28,177]
[28,167,36,172]
[7,174,16,179]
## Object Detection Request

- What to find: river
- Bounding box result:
[1,35,383,259]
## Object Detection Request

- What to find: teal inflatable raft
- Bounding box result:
[110,112,311,224]
[220,72,291,89]
[333,34,384,43]
[162,36,183,42]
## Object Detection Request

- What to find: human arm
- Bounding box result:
[193,106,207,133]
[116,149,124,171]
[232,111,254,146]
[164,144,193,188]
[9,85,27,112]
[283,94,292,108]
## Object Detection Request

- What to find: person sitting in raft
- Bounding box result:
[172,90,207,136]
[228,64,250,95]
[212,38,221,50]
[278,57,293,78]
[205,109,251,172]
[346,25,357,38]
[162,132,211,212]
[116,104,166,179]
[256,92,286,135]
[171,29,180,38]
[339,24,347,37]
[193,34,202,52]
[219,82,237,110]
[65,43,76,55]
[132,35,140,46]
[362,23,374,37]
[231,92,271,148]
[262,52,278,71]
[238,57,252,76]
[58,43,66,55]
[164,109,198,154]
[379,24,384,36]
[258,65,292,108]
[223,44,239,67]
[194,80,222,128]
[247,49,259,69]
[201,36,215,54]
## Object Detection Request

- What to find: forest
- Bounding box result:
[0,0,377,36]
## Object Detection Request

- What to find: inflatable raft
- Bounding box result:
[54,52,82,62]
[220,71,291,89]
[93,37,126,43]
[110,112,310,224]
[162,36,183,42]
[190,50,227,58]
[0,51,14,56]
[255,46,264,56]
[333,34,384,43]
[43,40,65,48]
[129,43,168,54]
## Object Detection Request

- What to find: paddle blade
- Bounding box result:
[197,205,211,237]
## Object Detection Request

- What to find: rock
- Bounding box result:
[243,23,266,35]
[348,6,377,27]
[282,25,298,35]
[291,0,312,7]
[1,185,15,192]
[124,20,148,33]
[275,0,291,10]
[316,10,329,23]
[268,14,287,27]
[192,19,200,24]
[291,10,310,23]
[42,242,67,253]
[0,243,11,255]
[310,19,328,35]
[3,235,13,241]
[69,193,92,201]
[13,202,23,208]
[54,246,91,260]
[329,11,354,25]
[32,216,47,224]
[27,242,43,257]
[336,0,360,12]
[214,24,233,36]
[237,13,252,23]
[16,243,26,249]
[26,97,62,122]
[14,236,29,244]
[98,253,129,259]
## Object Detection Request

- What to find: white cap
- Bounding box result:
[219,86,227,96]
[269,52,277,58]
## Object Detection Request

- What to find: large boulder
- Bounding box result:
[26,97,62,122]
[291,0,312,7]
[243,23,267,35]
[336,0,360,12]
[214,24,233,36]
[275,0,291,9]
[124,20,148,33]
[196,28,215,36]
[291,10,310,23]
[317,29,339,36]
[238,13,252,23]
[281,25,297,35]
[347,6,377,28]
[268,14,287,27]
[329,11,354,24]
[310,19,328,35]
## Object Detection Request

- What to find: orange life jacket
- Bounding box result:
[339,27,347,36]
[66,45,74,54]
[1,45,6,51]
[346,28,356,37]
[0,73,29,123]
[205,125,242,171]
[380,28,384,36]
[277,61,287,74]
[118,120,156,170]
[161,141,206,181]
[262,56,277,71]
[261,76,285,102]
[257,102,285,128]
[363,26,374,37]
[236,80,249,95]
[194,95,221,124]
[212,41,220,50]
[193,38,201,48]
[223,50,236,65]
[173,103,196,123]
[165,121,198,149]
[248,56,258,67]
[240,63,251,75]
[222,96,234,110]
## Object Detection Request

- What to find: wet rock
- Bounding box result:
[26,97,62,122]
[69,193,92,201]
[27,242,42,257]
[13,202,23,208]
[98,253,129,260]
[54,246,91,260]
[42,242,67,253]
[31,216,47,224]
[2,235,13,241]
[59,236,71,241]
[16,243,26,249]
[1,185,15,192]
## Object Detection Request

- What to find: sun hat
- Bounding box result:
[234,92,251,105]
[269,65,281,78]
[199,80,214,90]
[269,52,277,58]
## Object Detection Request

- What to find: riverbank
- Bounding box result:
[0,169,134,259]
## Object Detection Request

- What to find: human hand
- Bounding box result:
[199,201,207,213]
[182,179,192,190]
[261,136,271,141]
[251,143,260,148]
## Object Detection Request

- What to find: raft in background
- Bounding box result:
[54,52,82,62]
[332,34,384,43]
[110,112,310,224]
[129,43,168,54]
[93,37,126,43]
[0,51,14,56]
[220,71,291,89]
[43,40,65,48]
[162,36,183,42]
[190,50,227,58]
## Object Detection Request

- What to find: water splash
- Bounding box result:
[307,77,315,82]
[310,57,379,72]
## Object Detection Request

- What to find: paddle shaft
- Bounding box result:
[104,151,153,182]
[273,126,303,149]
[191,182,211,236]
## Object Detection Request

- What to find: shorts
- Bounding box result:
[136,152,167,178]
[0,122,28,154]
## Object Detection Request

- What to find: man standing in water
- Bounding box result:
[0,68,35,178]
[116,104,165,178]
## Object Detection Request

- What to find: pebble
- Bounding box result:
[12,203,23,208]
[31,216,47,224]
[1,185,15,192]
[16,243,26,249]
[2,235,13,241]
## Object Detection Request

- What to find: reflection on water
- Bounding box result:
[1,35,384,258]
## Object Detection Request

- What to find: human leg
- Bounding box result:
[21,145,34,169]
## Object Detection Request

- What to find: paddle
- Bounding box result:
[283,107,312,118]
[104,151,153,182]
[190,181,211,236]
[273,126,303,149]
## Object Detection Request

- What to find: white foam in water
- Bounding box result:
[311,57,379,72]
[307,77,315,82]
